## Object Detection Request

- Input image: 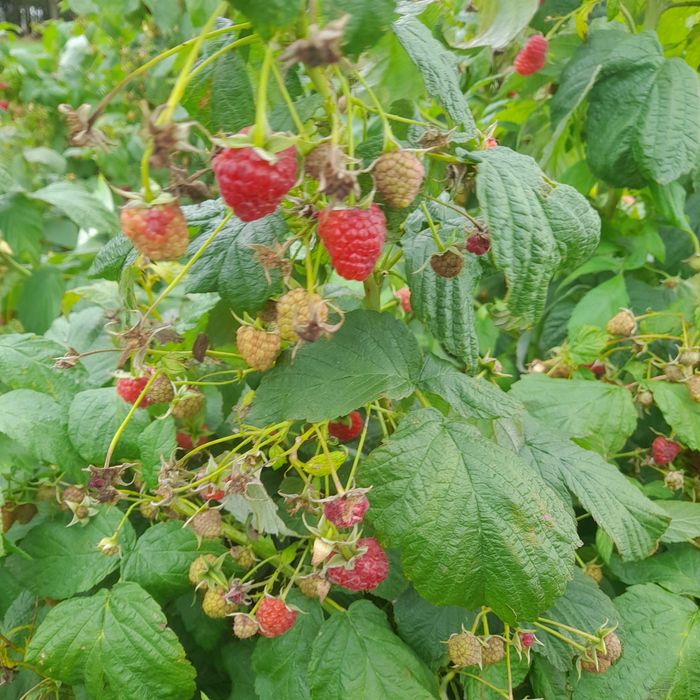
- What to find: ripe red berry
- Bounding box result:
[584,360,605,378]
[176,430,210,451]
[318,204,386,281]
[651,436,681,465]
[116,376,151,406]
[519,632,536,649]
[323,491,370,528]
[328,411,363,441]
[255,597,297,638]
[326,537,389,591]
[212,134,297,222]
[466,233,490,256]
[514,35,548,76]
[0,100,8,111]
[120,200,189,260]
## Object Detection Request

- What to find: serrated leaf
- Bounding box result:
[221,640,259,699]
[68,388,150,465]
[417,354,523,419]
[516,416,669,560]
[223,483,301,536]
[185,204,285,315]
[475,147,601,324]
[393,586,473,670]
[658,501,700,543]
[392,16,476,137]
[571,584,700,699]
[252,591,323,699]
[87,235,136,280]
[648,381,700,451]
[5,510,135,599]
[461,654,530,700]
[607,544,700,597]
[247,310,421,424]
[227,0,303,37]
[121,521,221,602]
[308,600,439,700]
[0,193,44,261]
[461,0,539,50]
[535,568,619,672]
[138,417,176,489]
[325,0,396,57]
[359,409,578,622]
[510,374,637,456]
[567,275,629,334]
[16,267,65,335]
[403,230,480,370]
[26,582,196,700]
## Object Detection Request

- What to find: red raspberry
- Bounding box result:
[484,137,498,149]
[328,411,363,441]
[116,376,151,406]
[651,436,681,465]
[176,430,210,451]
[120,200,189,260]
[394,287,412,313]
[255,597,297,638]
[326,537,389,591]
[519,632,536,649]
[318,204,386,281]
[323,490,370,528]
[514,35,548,76]
[0,82,9,91]
[466,233,490,256]
[212,132,297,222]
[0,100,8,111]
[584,361,605,378]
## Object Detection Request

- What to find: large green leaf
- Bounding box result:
[185,203,285,316]
[510,374,637,456]
[659,501,700,543]
[251,591,323,700]
[607,545,700,597]
[5,510,135,599]
[571,585,700,699]
[16,267,65,335]
[247,310,421,424]
[0,193,44,261]
[25,582,196,700]
[567,275,629,334]
[138,417,177,489]
[649,381,700,451]
[121,521,221,602]
[403,228,481,371]
[68,388,150,465]
[392,16,476,137]
[515,416,669,560]
[307,600,438,700]
[535,569,619,673]
[475,147,600,324]
[359,409,578,622]
[461,0,539,49]
[87,235,136,280]
[227,0,303,37]
[325,0,396,57]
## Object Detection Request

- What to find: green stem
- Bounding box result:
[421,201,444,252]
[351,67,393,150]
[662,0,700,10]
[504,625,513,700]
[439,671,456,700]
[187,35,258,83]
[643,0,667,29]
[253,41,276,148]
[532,621,587,652]
[537,617,601,643]
[345,405,372,489]
[271,61,307,137]
[0,251,31,277]
[459,673,510,700]
[362,274,382,311]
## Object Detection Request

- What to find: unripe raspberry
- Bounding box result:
[230,546,256,570]
[373,151,424,209]
[513,35,548,76]
[297,573,331,601]
[61,485,86,508]
[665,470,684,491]
[664,363,686,382]
[519,631,536,649]
[600,632,622,663]
[678,349,700,367]
[145,374,174,404]
[120,200,189,260]
[236,326,281,371]
[323,490,369,528]
[255,597,297,638]
[190,509,222,539]
[481,636,505,665]
[584,563,604,583]
[606,309,636,336]
[636,390,654,408]
[687,375,700,403]
[172,389,204,420]
[430,250,463,278]
[447,631,482,667]
[233,614,259,639]
[139,501,158,520]
[276,288,328,342]
[188,553,218,588]
[202,587,237,619]
[328,411,363,442]
[581,655,611,674]
[394,287,412,313]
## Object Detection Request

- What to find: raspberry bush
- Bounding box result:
[1,1,700,698]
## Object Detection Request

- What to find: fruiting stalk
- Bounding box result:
[253,42,276,148]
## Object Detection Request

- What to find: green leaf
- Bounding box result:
[185,204,285,315]
[416,354,523,419]
[247,310,421,424]
[0,389,83,475]
[648,381,700,451]
[25,582,196,700]
[536,569,619,673]
[227,0,303,37]
[222,640,259,699]
[461,0,539,50]
[16,267,65,335]
[571,584,700,699]
[5,510,135,599]
[392,16,476,137]
[516,416,669,560]
[461,654,530,700]
[510,374,637,456]
[566,326,608,365]
[30,182,119,234]
[393,586,473,670]
[252,591,323,699]
[0,193,44,261]
[359,409,578,622]
[325,0,396,56]
[121,521,221,602]
[403,229,481,371]
[607,545,700,597]
[87,235,136,280]
[308,600,439,700]
[567,275,629,334]
[138,417,176,489]
[68,388,150,465]
[658,501,700,543]
[475,147,601,324]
